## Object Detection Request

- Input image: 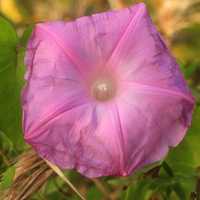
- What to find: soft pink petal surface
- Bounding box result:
[23,3,195,178]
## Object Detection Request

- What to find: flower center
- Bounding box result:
[92,79,116,101]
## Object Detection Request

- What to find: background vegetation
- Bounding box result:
[0,0,200,199]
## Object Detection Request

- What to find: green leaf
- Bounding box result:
[0,17,18,45]
[0,16,24,149]
[125,179,154,200]
[0,130,14,153]
[45,193,62,200]
[165,106,200,199]
[179,61,199,79]
[87,186,103,200]
[167,106,200,168]
[0,165,15,189]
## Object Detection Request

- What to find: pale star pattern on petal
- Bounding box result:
[22,3,195,178]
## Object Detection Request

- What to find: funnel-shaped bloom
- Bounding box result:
[22,3,195,178]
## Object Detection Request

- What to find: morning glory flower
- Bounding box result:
[22,3,195,178]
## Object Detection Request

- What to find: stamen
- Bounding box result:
[92,79,116,101]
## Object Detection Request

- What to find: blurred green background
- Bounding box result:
[0,0,200,199]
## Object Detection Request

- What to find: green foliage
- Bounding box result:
[167,106,200,168]
[163,106,200,199]
[0,130,14,153]
[0,16,23,148]
[87,187,103,200]
[0,17,18,44]
[124,163,196,200]
[125,179,154,200]
[173,24,200,62]
[0,165,15,189]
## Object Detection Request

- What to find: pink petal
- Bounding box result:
[22,77,88,138]
[25,26,83,82]
[24,24,90,137]
[116,82,194,174]
[28,4,144,80]
[106,3,193,98]
[26,102,130,177]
